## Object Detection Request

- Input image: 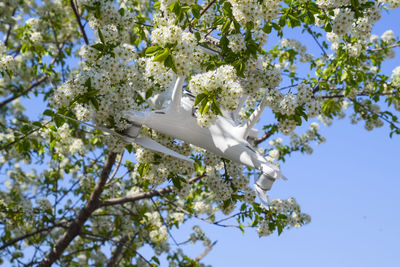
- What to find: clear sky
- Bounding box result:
[161,7,400,267]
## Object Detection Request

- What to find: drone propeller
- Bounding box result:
[57,114,193,163]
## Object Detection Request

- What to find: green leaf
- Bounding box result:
[145,45,161,56]
[263,23,272,34]
[233,60,245,77]
[151,256,160,265]
[239,224,245,234]
[90,97,99,110]
[277,223,284,235]
[32,121,43,127]
[194,159,205,174]
[194,93,207,106]
[211,101,222,115]
[43,109,54,117]
[153,48,170,62]
[194,31,201,42]
[138,163,149,177]
[153,1,161,9]
[86,89,100,97]
[200,101,210,114]
[324,21,332,32]
[169,1,181,16]
[222,1,233,16]
[97,29,105,43]
[279,15,287,27]
[220,36,229,50]
[118,8,125,17]
[54,115,65,128]
[351,0,359,9]
[221,19,232,34]
[192,5,200,19]
[91,43,105,52]
[164,55,177,72]
[145,87,154,99]
[214,17,226,26]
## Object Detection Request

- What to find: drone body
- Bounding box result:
[124,76,283,195]
[64,75,283,204]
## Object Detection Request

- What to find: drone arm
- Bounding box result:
[170,76,185,112]
[231,94,248,122]
[243,97,267,138]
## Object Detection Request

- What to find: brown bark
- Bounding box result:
[38,152,117,267]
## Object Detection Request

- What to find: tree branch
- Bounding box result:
[70,0,89,45]
[200,0,216,17]
[160,196,240,229]
[102,174,205,207]
[0,42,66,108]
[4,8,17,46]
[304,25,328,57]
[0,223,66,251]
[368,41,400,52]
[106,235,129,267]
[0,76,48,108]
[0,120,51,152]
[38,152,117,267]
[106,152,124,185]
[195,240,217,262]
[254,125,278,146]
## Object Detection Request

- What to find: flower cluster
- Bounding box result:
[325,4,382,48]
[263,83,321,135]
[289,122,326,154]
[349,99,384,131]
[228,34,247,53]
[391,66,400,85]
[53,0,146,132]
[151,25,198,75]
[189,65,244,127]
[380,0,400,9]
[228,0,281,26]
[0,43,15,74]
[144,211,168,244]
[257,197,311,237]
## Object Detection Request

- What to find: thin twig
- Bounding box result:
[0,41,66,108]
[199,0,216,17]
[70,0,89,45]
[369,41,400,52]
[0,120,51,152]
[214,211,247,224]
[195,241,217,262]
[160,195,240,229]
[106,151,124,184]
[150,198,179,246]
[0,76,48,108]
[102,174,205,207]
[304,25,328,57]
[106,235,129,267]
[254,125,278,146]
[4,8,17,46]
[0,223,66,250]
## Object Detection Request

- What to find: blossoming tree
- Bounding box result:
[1,0,399,265]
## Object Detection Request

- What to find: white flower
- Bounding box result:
[269,149,280,159]
[310,122,320,131]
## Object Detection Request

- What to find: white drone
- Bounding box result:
[66,38,285,206]
[126,75,283,195]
